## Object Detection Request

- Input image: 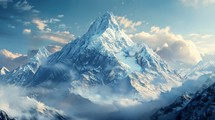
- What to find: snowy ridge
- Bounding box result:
[177,82,215,120]
[0,47,50,86]
[151,93,193,120]
[0,66,9,75]
[184,60,215,80]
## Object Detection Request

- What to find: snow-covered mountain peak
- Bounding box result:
[0,66,9,75]
[87,12,120,36]
[30,47,50,64]
[82,12,135,54]
[36,47,50,58]
[48,12,135,62]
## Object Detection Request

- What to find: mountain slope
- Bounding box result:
[0,47,50,86]
[28,12,181,101]
[151,68,215,120]
[151,93,193,120]
[0,110,14,120]
[177,82,215,120]
[176,61,215,94]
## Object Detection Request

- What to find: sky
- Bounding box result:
[0,0,215,57]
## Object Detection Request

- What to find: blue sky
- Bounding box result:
[0,0,215,55]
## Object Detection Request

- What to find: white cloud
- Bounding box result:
[23,21,31,26]
[32,15,74,44]
[15,0,34,11]
[32,9,40,14]
[0,85,63,119]
[32,19,47,31]
[130,26,202,65]
[188,33,215,54]
[116,16,142,32]
[7,24,15,29]
[58,24,66,29]
[57,14,64,18]
[180,0,215,7]
[23,29,31,34]
[0,49,28,70]
[45,45,62,53]
[0,0,12,8]
[46,18,61,23]
[32,17,62,31]
[38,31,75,44]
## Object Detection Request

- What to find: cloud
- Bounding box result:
[180,0,215,7]
[0,45,62,71]
[45,18,61,23]
[23,28,31,34]
[116,16,142,32]
[7,24,15,29]
[0,85,64,119]
[38,30,75,44]
[58,23,66,29]
[0,49,28,70]
[15,0,34,11]
[32,16,63,31]
[32,9,40,14]
[23,21,31,25]
[57,14,64,18]
[130,26,202,65]
[188,33,215,54]
[32,19,47,31]
[31,15,74,44]
[0,0,12,8]
[45,45,62,53]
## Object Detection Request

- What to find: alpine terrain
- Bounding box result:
[15,12,182,101]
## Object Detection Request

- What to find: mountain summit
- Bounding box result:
[87,12,120,35]
[0,67,9,75]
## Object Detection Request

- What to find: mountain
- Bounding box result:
[178,61,215,93]
[0,105,69,120]
[185,61,215,80]
[0,110,14,120]
[0,47,50,86]
[25,12,182,101]
[151,62,215,120]
[0,49,28,71]
[151,93,193,120]
[0,67,9,75]
[177,82,215,120]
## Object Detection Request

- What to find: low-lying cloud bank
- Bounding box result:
[0,85,46,119]
[129,26,202,66]
[0,84,67,120]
